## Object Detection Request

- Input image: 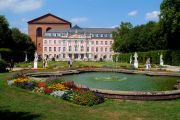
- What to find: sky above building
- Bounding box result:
[0,0,163,33]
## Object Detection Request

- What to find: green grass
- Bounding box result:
[0,72,180,120]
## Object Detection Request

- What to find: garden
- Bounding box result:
[7,73,104,107]
[1,69,180,120]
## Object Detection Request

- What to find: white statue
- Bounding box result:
[25,53,28,62]
[130,55,132,64]
[133,52,138,69]
[116,56,118,62]
[34,51,38,69]
[146,58,151,70]
[160,54,164,66]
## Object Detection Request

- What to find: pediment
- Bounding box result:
[28,13,71,24]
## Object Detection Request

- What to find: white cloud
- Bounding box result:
[0,0,43,13]
[21,18,28,22]
[110,25,119,28]
[128,10,138,17]
[146,11,160,20]
[70,17,88,24]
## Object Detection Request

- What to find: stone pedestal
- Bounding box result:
[134,62,138,69]
[160,62,164,66]
[34,61,38,69]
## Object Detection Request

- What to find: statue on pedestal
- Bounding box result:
[133,52,138,69]
[130,55,132,64]
[160,54,164,66]
[146,58,151,70]
[25,53,28,62]
[34,52,38,69]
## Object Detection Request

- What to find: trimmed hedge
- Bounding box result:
[113,50,180,66]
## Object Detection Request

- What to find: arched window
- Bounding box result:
[46,27,52,31]
[36,27,42,37]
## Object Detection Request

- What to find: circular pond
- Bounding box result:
[61,72,179,91]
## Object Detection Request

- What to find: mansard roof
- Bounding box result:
[47,25,116,34]
[28,13,71,26]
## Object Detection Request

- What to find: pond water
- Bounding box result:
[61,72,179,91]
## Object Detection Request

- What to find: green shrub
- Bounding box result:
[0,59,8,72]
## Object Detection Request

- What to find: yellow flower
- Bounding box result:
[14,77,28,84]
[48,83,67,91]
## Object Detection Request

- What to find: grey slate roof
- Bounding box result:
[47,25,117,34]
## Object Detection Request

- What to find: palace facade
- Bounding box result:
[28,13,116,61]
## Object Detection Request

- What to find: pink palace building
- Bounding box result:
[43,25,116,61]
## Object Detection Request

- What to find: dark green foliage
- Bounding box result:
[0,16,15,49]
[0,59,8,72]
[0,16,35,63]
[112,22,166,53]
[160,0,180,50]
[113,0,180,53]
[11,28,35,62]
[114,50,180,66]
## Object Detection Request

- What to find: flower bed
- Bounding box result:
[7,76,104,106]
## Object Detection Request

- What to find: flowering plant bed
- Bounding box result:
[7,76,104,106]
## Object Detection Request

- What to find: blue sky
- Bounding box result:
[0,0,163,33]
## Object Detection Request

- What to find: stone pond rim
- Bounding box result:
[25,68,180,100]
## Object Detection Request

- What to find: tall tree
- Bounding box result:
[160,0,180,49]
[0,16,14,49]
[112,22,133,52]
[11,28,35,61]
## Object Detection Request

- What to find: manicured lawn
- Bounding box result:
[0,72,180,120]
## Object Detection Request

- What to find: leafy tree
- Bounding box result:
[112,21,165,53]
[0,16,35,62]
[0,16,14,49]
[160,0,180,49]
[112,22,133,52]
[11,28,35,62]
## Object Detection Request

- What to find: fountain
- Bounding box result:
[26,68,180,100]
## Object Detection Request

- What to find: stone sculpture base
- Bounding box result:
[134,63,138,69]
[34,62,38,69]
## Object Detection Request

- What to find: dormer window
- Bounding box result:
[96,34,99,37]
[100,34,103,37]
[57,33,61,37]
[52,33,56,37]
[110,34,112,38]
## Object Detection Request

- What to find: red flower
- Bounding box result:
[37,82,46,88]
[44,88,53,94]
